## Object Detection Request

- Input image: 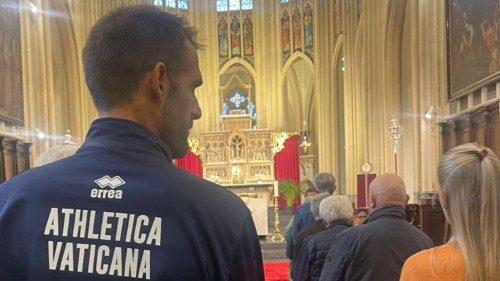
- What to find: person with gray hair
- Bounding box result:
[319,174,433,281]
[287,172,337,261]
[293,193,331,260]
[293,195,353,281]
[313,172,336,194]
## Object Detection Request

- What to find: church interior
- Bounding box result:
[1,0,499,279]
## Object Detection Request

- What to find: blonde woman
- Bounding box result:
[400,143,500,281]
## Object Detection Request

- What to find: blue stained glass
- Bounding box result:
[280,0,289,4]
[166,0,176,8]
[217,0,228,11]
[153,0,164,6]
[229,0,240,11]
[246,100,255,114]
[222,103,230,115]
[179,0,188,9]
[229,91,246,108]
[241,0,252,10]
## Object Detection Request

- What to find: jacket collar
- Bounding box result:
[77,118,173,162]
[365,205,406,223]
[326,219,353,229]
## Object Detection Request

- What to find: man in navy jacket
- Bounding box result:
[0,5,264,281]
[287,172,336,260]
[319,174,433,281]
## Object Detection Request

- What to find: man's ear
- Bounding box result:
[150,62,171,102]
[369,194,376,208]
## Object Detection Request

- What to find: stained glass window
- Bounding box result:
[179,0,188,9]
[155,0,189,10]
[218,0,252,12]
[217,0,228,11]
[229,0,240,11]
[241,0,253,10]
[165,0,176,8]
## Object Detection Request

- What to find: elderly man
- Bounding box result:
[319,174,433,281]
[293,193,331,260]
[287,173,336,260]
[293,195,353,281]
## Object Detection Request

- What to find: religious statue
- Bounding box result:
[218,16,229,57]
[230,15,241,56]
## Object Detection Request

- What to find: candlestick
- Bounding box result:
[273,180,279,197]
[271,196,284,242]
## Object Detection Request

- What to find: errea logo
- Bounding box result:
[90,175,125,199]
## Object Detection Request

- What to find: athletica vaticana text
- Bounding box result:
[43,208,162,279]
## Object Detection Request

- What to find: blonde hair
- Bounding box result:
[437,143,500,281]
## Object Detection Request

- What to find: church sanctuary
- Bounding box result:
[0,0,499,280]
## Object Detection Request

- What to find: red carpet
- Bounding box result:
[264,261,289,281]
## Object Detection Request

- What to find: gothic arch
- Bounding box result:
[219,57,257,80]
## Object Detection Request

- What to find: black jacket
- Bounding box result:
[319,205,433,281]
[0,118,264,281]
[293,220,352,281]
[293,219,327,260]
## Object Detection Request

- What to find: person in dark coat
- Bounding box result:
[0,5,264,281]
[319,174,433,281]
[293,192,331,260]
[293,195,353,281]
[287,172,336,260]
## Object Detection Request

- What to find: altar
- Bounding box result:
[227,183,271,236]
[197,115,276,236]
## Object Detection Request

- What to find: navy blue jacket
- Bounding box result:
[286,202,315,259]
[0,118,264,281]
[293,220,351,281]
[319,205,433,281]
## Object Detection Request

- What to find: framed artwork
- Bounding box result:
[446,0,500,101]
[0,0,24,125]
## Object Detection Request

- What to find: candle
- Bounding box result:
[273,181,279,197]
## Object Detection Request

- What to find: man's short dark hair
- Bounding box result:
[314,172,336,194]
[82,5,201,111]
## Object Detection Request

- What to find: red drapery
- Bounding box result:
[175,151,203,177]
[274,135,301,209]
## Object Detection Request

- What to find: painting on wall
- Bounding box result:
[446,0,500,100]
[0,0,24,125]
[292,4,302,52]
[230,13,241,57]
[281,6,291,62]
[242,12,254,65]
[303,1,313,59]
[218,13,229,67]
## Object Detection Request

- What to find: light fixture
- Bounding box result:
[35,128,46,140]
[299,121,312,153]
[424,106,435,120]
[28,1,39,14]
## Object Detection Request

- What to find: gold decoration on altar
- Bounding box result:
[187,137,201,156]
[199,115,275,185]
[272,131,299,154]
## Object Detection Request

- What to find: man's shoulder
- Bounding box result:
[175,169,248,210]
[296,202,312,215]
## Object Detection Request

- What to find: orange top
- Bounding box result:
[400,244,465,281]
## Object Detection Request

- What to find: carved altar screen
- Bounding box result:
[200,115,275,186]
